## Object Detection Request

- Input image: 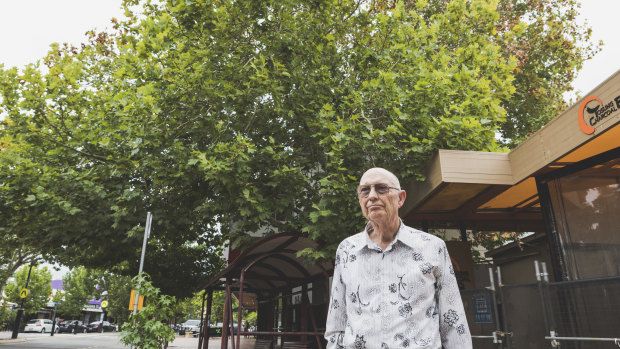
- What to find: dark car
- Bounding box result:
[87,321,116,333]
[58,320,88,334]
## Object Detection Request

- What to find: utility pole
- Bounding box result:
[11,263,35,339]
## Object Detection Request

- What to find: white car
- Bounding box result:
[182,319,201,333]
[24,319,55,333]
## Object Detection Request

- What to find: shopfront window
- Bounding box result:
[548,157,620,279]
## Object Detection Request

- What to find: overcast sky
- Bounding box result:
[1,1,619,279]
[1,0,619,98]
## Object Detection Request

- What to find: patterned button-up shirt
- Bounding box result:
[325,222,472,348]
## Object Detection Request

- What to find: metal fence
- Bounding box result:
[461,262,620,348]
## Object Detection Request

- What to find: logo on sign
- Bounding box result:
[578,95,620,134]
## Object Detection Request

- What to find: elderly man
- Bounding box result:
[325,168,472,348]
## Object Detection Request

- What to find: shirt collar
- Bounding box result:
[355,220,416,251]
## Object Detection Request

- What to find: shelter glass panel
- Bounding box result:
[547,157,620,279]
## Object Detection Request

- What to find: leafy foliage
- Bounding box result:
[369,0,600,146]
[120,273,175,349]
[3,265,52,316]
[0,0,599,290]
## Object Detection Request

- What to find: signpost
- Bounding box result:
[51,302,61,336]
[129,212,152,349]
[11,263,35,339]
[132,212,152,316]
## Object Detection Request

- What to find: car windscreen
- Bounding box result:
[26,320,39,324]
[186,320,200,325]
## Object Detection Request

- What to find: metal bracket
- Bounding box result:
[615,338,620,347]
[549,331,560,348]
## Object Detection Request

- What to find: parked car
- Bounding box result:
[181,319,201,333]
[58,320,88,334]
[87,320,116,333]
[24,319,55,333]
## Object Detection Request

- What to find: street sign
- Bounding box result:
[19,288,29,299]
[128,289,144,310]
[101,300,108,308]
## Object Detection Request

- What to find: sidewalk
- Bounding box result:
[0,331,28,344]
[170,336,257,349]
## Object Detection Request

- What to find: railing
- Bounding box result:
[461,262,620,348]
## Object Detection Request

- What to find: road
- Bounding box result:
[0,331,258,348]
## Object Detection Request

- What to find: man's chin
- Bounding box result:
[367,212,387,221]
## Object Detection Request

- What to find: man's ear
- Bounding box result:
[398,190,406,208]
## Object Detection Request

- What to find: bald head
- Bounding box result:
[359,168,401,189]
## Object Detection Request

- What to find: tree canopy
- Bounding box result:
[0,0,598,296]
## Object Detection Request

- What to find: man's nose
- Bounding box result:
[367,186,379,199]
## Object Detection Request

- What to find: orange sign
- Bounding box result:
[128,289,145,311]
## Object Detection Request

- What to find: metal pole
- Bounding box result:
[487,267,503,348]
[203,290,213,349]
[495,267,511,349]
[541,262,558,333]
[50,303,58,336]
[237,270,245,349]
[133,212,152,315]
[11,263,35,339]
[534,261,550,336]
[198,291,206,349]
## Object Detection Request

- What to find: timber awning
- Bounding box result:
[200,232,333,296]
[401,69,620,232]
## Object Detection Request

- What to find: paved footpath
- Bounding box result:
[0,331,257,349]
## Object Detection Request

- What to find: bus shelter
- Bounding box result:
[197,233,333,349]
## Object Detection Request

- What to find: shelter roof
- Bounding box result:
[201,232,332,297]
[402,69,620,232]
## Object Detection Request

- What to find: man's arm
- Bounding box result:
[325,245,347,349]
[437,241,473,349]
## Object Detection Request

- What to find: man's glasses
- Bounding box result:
[357,183,400,198]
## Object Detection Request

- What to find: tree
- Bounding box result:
[53,266,97,318]
[371,0,600,146]
[120,273,175,349]
[0,131,44,298]
[91,270,133,324]
[0,0,599,285]
[3,265,52,316]
[175,291,206,322]
[0,54,226,298]
[493,0,600,146]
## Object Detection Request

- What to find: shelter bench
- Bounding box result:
[282,342,311,349]
[254,338,273,349]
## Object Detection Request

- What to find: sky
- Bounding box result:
[1,0,619,278]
